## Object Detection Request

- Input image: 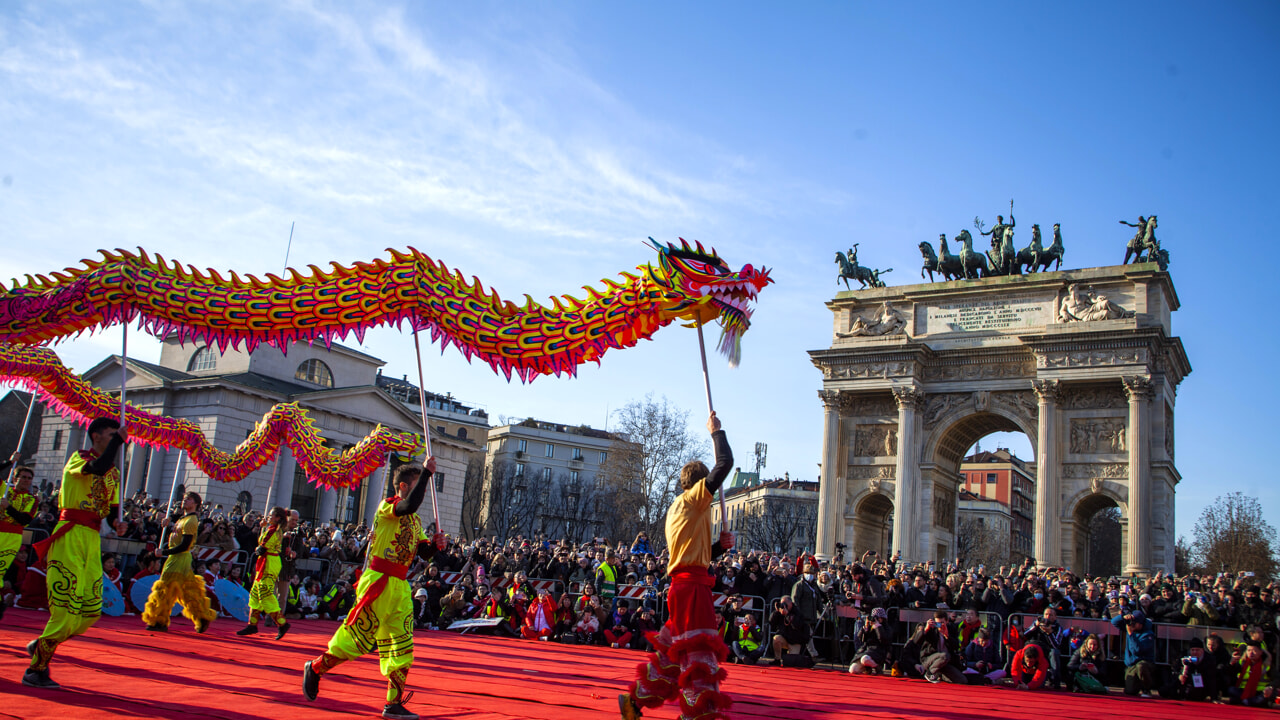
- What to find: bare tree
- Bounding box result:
[602,394,707,542]
[538,470,607,543]
[482,460,541,541]
[1175,535,1197,575]
[955,517,1010,569]
[1192,492,1279,579]
[458,456,487,541]
[737,497,817,555]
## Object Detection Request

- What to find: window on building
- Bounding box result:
[295,359,334,388]
[599,451,607,464]
[541,467,552,482]
[569,470,579,485]
[545,443,555,458]
[568,493,579,512]
[517,439,528,453]
[514,463,525,480]
[187,346,217,372]
[52,429,63,451]
[236,491,253,513]
[572,447,583,461]
[435,472,445,492]
[457,427,468,440]
[986,473,997,484]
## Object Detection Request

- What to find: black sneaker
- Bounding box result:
[146,623,168,632]
[302,661,321,701]
[236,624,259,636]
[196,618,211,634]
[618,693,643,720]
[381,703,418,720]
[22,668,61,689]
[924,671,942,684]
[276,621,291,640]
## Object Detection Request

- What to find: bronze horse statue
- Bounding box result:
[919,233,964,281]
[1013,223,1065,273]
[836,251,891,289]
[956,230,988,279]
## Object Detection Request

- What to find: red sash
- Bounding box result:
[0,520,23,535]
[344,555,409,626]
[33,509,102,559]
[253,526,280,582]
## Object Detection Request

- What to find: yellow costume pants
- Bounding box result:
[315,568,415,703]
[0,530,21,585]
[31,525,102,670]
[142,568,216,628]
[248,555,281,614]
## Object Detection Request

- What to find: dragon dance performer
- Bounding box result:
[142,490,216,633]
[621,412,734,720]
[23,417,129,689]
[237,506,292,639]
[304,459,446,720]
[0,459,37,623]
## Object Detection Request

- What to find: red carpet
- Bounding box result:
[0,608,1268,719]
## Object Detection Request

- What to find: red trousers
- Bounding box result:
[629,568,731,720]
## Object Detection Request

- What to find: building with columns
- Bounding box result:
[25,336,486,535]
[809,263,1188,574]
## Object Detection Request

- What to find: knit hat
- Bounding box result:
[414,588,429,599]
[1188,637,1204,649]
[871,607,888,619]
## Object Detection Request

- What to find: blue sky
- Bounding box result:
[1,1,1277,541]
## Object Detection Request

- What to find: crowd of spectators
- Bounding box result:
[4,484,1278,706]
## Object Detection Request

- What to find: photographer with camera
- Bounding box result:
[769,595,813,667]
[729,613,765,665]
[1157,637,1217,701]
[1020,607,1067,691]
[904,610,965,684]
[1181,588,1220,626]
[1111,609,1157,697]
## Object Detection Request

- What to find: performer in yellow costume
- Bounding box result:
[24,417,128,689]
[0,459,37,623]
[141,490,216,633]
[237,505,291,639]
[303,459,446,720]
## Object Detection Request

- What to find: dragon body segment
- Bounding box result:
[0,344,422,489]
[0,241,771,381]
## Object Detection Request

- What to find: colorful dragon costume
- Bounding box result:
[0,344,420,489]
[0,239,771,379]
[0,240,770,487]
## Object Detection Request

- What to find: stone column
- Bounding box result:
[317,487,339,528]
[815,390,844,561]
[1032,379,1061,568]
[364,456,392,527]
[892,387,924,562]
[1123,376,1153,576]
[272,448,296,512]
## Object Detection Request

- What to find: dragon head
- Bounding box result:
[644,238,773,367]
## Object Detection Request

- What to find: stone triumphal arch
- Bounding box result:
[809,264,1189,574]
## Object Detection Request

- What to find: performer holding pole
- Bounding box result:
[620,411,734,720]
[23,417,129,689]
[303,458,447,720]
[0,462,36,623]
[237,506,291,639]
[141,490,216,633]
[1,393,37,504]
[411,331,441,531]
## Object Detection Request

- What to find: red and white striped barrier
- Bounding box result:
[193,548,242,564]
[438,572,560,595]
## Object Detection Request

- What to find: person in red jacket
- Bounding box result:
[521,588,558,640]
[1009,644,1049,690]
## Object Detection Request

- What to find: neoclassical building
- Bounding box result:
[28,336,487,535]
[809,263,1189,574]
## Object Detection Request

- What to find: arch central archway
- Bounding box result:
[851,492,894,558]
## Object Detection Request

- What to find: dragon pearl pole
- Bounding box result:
[160,451,185,550]
[118,320,128,524]
[412,330,441,533]
[695,322,728,530]
[263,455,281,515]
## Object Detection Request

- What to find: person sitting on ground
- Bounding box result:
[962,627,1003,683]
[604,600,633,648]
[572,600,600,645]
[629,604,659,652]
[436,587,468,629]
[1007,643,1049,690]
[730,613,765,665]
[298,581,321,619]
[848,607,893,675]
[317,579,352,621]
[1228,642,1271,706]
[1021,607,1066,690]
[909,610,965,684]
[1159,636,1217,702]
[769,595,812,667]
[521,587,558,640]
[1112,609,1156,697]
[1066,633,1107,693]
